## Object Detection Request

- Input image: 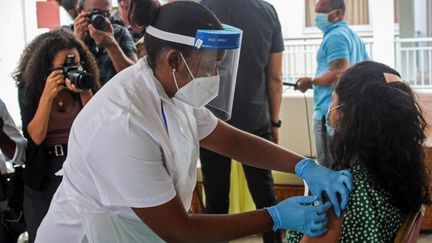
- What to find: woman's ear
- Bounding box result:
[166,50,181,72]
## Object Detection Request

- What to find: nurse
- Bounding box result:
[36,1,352,242]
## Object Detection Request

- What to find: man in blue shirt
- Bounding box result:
[296,0,368,166]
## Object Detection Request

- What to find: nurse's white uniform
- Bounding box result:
[35,58,218,243]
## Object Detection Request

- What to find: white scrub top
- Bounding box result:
[35,57,218,243]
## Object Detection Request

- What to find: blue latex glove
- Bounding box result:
[295,158,353,218]
[266,195,331,237]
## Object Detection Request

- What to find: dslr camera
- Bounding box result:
[89,9,110,31]
[63,54,94,90]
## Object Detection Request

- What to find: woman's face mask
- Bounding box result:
[326,103,342,137]
[172,52,220,108]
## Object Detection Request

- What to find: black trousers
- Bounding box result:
[23,155,64,243]
[200,131,282,243]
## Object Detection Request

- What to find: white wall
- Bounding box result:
[414,0,428,37]
[371,0,395,67]
[0,0,46,125]
[0,0,27,125]
[266,0,308,39]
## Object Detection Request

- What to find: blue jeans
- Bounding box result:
[314,118,330,167]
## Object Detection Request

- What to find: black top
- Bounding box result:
[65,23,137,86]
[18,89,82,190]
[201,0,284,133]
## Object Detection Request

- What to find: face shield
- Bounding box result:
[146,24,242,120]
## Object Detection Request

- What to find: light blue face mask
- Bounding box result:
[325,104,342,137]
[315,10,337,32]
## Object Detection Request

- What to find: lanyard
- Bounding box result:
[161,101,168,133]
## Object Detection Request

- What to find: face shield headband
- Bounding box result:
[146,24,243,120]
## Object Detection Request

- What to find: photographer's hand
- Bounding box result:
[65,79,93,106]
[88,22,115,48]
[74,12,90,41]
[27,70,65,145]
[89,22,137,72]
[41,70,66,103]
[65,79,87,93]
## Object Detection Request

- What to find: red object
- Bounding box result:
[36,1,60,29]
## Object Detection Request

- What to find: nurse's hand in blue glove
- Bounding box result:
[266,195,332,237]
[295,158,353,218]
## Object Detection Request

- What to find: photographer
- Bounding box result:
[111,0,146,58]
[68,0,138,86]
[13,28,100,243]
[0,99,26,243]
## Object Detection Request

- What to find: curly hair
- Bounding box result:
[13,28,100,105]
[330,61,430,214]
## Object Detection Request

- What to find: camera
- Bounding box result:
[63,54,94,90]
[89,9,110,31]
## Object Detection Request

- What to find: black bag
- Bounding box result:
[0,166,25,240]
[0,174,6,201]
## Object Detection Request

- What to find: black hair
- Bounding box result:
[330,61,430,214]
[128,0,223,69]
[61,0,77,11]
[13,28,100,106]
[329,0,345,12]
[78,0,86,8]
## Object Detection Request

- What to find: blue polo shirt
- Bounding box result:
[313,21,369,120]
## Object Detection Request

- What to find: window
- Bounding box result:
[305,0,399,27]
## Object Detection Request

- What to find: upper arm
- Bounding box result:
[300,208,343,243]
[270,5,284,54]
[117,26,138,61]
[200,120,239,157]
[0,103,27,163]
[266,52,283,82]
[193,107,218,140]
[17,88,37,137]
[267,6,284,83]
[329,59,349,72]
[325,35,350,64]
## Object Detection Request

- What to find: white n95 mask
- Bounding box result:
[172,52,220,108]
[146,24,242,120]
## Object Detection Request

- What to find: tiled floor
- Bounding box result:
[418,232,432,243]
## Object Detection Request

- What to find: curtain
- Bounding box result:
[306,0,369,27]
[394,0,400,24]
[427,0,432,36]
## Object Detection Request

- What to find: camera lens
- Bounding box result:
[74,73,93,90]
[64,68,94,90]
[91,14,108,31]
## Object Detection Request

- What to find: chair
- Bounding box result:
[394,205,426,243]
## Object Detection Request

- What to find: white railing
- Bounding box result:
[395,38,432,89]
[282,37,374,83]
[282,38,321,83]
[283,37,432,89]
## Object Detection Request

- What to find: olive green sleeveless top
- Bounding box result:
[286,164,405,243]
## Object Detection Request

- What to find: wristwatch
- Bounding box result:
[271,120,282,128]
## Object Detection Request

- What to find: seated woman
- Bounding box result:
[13,28,100,243]
[286,61,430,243]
